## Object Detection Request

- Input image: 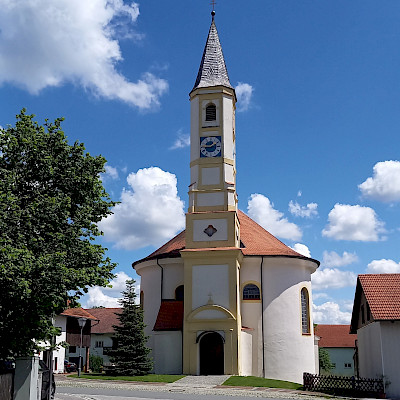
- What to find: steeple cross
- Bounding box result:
[210,0,216,12]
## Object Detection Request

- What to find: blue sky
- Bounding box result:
[1,0,400,323]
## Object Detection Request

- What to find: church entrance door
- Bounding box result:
[199,332,224,375]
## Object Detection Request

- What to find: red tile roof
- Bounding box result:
[85,308,121,334]
[61,307,98,320]
[314,325,356,348]
[133,210,319,267]
[359,274,400,320]
[153,300,184,331]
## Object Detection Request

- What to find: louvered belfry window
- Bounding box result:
[205,103,216,121]
[301,288,310,334]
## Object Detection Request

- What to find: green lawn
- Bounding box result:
[223,376,303,389]
[69,373,185,383]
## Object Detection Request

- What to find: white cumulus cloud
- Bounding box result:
[288,200,318,218]
[366,259,400,274]
[247,194,302,241]
[84,271,137,308]
[322,204,385,241]
[170,130,190,150]
[313,301,352,324]
[322,251,358,268]
[359,161,400,202]
[312,268,357,290]
[0,0,168,109]
[235,82,253,112]
[291,243,311,257]
[99,167,185,250]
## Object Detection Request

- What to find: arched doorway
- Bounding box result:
[199,332,224,375]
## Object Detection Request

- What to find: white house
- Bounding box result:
[85,308,120,365]
[350,274,400,398]
[63,308,97,372]
[39,314,67,374]
[133,11,320,384]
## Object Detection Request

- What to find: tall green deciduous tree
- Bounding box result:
[110,280,153,376]
[0,109,116,360]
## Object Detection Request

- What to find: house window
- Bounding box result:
[366,303,371,321]
[205,103,216,121]
[175,285,184,301]
[243,284,260,300]
[344,363,352,368]
[301,288,310,334]
[69,346,76,353]
[95,341,104,348]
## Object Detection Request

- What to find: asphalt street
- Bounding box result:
[54,375,328,400]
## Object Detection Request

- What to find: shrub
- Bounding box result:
[89,355,103,373]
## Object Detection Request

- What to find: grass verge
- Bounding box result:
[223,376,303,389]
[69,373,185,383]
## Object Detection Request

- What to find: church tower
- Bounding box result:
[181,11,242,375]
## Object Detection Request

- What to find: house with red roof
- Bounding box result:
[133,11,320,384]
[350,274,400,398]
[314,325,356,376]
[85,308,120,365]
[62,308,98,373]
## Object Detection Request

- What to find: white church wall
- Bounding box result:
[192,264,229,309]
[190,96,199,161]
[225,164,234,184]
[190,165,199,189]
[197,192,224,207]
[228,192,235,208]
[193,218,228,242]
[201,166,220,185]
[222,95,234,159]
[153,331,182,374]
[160,260,184,299]
[193,309,227,319]
[262,258,316,384]
[240,330,253,376]
[136,262,162,336]
[240,257,263,377]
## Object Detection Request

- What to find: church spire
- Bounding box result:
[192,11,232,91]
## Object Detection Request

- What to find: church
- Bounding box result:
[133,11,319,383]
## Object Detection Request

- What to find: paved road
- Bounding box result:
[55,375,327,400]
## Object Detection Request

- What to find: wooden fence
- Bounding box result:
[303,372,385,398]
[0,372,14,400]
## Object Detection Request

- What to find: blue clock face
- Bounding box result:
[200,136,222,157]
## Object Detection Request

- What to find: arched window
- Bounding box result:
[301,288,310,334]
[205,103,216,121]
[175,285,184,301]
[140,291,144,310]
[243,283,260,300]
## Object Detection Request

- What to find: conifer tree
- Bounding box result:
[110,279,153,375]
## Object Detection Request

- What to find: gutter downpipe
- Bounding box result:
[261,256,265,377]
[156,258,164,301]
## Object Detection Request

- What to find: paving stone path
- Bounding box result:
[168,374,231,387]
